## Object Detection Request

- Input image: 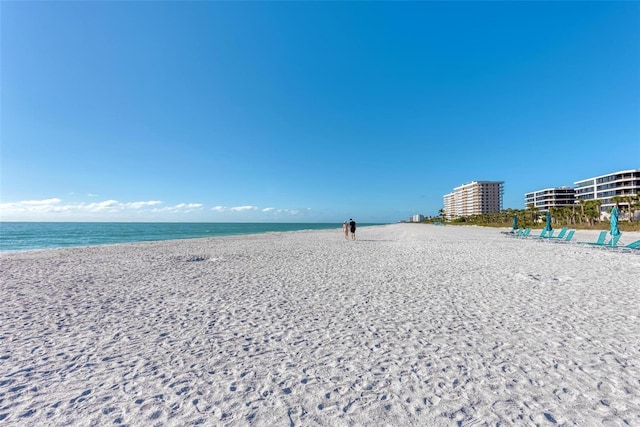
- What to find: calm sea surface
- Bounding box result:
[0,222,383,252]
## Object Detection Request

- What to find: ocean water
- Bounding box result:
[0,222,382,252]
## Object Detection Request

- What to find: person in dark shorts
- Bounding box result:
[349,218,356,240]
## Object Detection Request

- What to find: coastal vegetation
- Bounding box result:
[429,195,640,232]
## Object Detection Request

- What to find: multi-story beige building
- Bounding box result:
[443,181,504,220]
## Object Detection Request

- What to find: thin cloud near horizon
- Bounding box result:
[0,198,306,220]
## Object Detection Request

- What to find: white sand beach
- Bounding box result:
[1,224,639,426]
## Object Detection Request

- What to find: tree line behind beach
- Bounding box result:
[428,196,640,232]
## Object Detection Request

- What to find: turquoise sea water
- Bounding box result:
[0,222,383,252]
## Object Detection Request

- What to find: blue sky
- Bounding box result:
[2,1,639,223]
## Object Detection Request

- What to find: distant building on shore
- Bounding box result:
[444,181,504,220]
[524,187,575,212]
[574,169,640,217]
[522,169,640,219]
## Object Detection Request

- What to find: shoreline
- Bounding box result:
[1,222,388,254]
[1,223,639,425]
[3,222,637,255]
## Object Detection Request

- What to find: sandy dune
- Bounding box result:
[1,224,639,426]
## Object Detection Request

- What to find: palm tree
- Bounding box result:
[578,199,586,224]
[584,200,600,226]
[558,206,572,226]
[526,203,539,224]
[594,199,603,222]
[628,195,640,222]
[623,195,636,222]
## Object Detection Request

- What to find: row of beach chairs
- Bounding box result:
[509,227,640,250]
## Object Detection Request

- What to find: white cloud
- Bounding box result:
[0,198,311,221]
[21,198,62,206]
[0,198,204,220]
[230,205,259,212]
[89,200,119,210]
[155,203,204,213]
[126,201,163,209]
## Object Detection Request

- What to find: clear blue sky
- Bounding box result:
[2,1,639,223]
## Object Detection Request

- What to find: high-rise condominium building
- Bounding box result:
[443,181,504,220]
[524,187,575,212]
[574,169,640,216]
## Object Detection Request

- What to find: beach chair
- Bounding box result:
[601,238,639,250]
[531,229,549,238]
[563,230,575,242]
[618,239,640,250]
[522,228,531,237]
[548,229,575,244]
[605,234,622,247]
[549,227,568,239]
[577,230,607,245]
[627,240,640,249]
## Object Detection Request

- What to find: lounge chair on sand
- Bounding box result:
[530,229,549,238]
[600,239,640,251]
[549,229,575,243]
[577,230,607,245]
[547,227,568,239]
[618,240,640,250]
[578,232,622,247]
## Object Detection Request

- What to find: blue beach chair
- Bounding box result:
[621,240,640,250]
[548,227,568,239]
[605,234,622,247]
[602,239,639,251]
[551,229,575,243]
[532,229,549,238]
[577,230,607,245]
[563,230,575,242]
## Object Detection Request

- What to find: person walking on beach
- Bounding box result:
[349,218,356,240]
[342,221,349,240]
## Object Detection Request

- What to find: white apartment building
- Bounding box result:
[574,169,640,217]
[524,186,575,212]
[443,181,504,220]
